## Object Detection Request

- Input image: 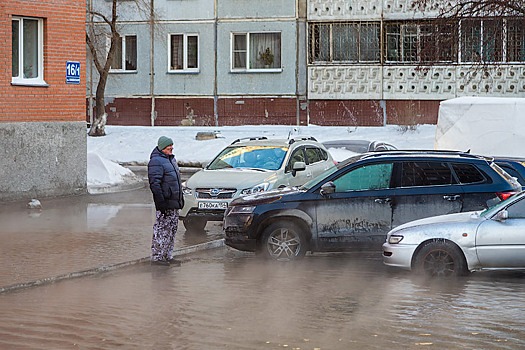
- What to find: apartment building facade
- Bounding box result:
[1,0,87,201]
[90,0,525,127]
[89,0,308,126]
[307,0,525,126]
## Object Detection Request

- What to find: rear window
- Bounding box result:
[400,161,454,187]
[451,163,485,184]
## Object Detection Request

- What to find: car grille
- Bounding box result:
[196,188,237,199]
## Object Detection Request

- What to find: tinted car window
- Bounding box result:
[334,163,393,192]
[401,161,454,187]
[451,163,485,184]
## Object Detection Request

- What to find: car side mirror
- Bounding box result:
[494,210,508,222]
[292,161,306,177]
[320,181,335,196]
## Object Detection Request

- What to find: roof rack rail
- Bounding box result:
[363,149,485,159]
[230,136,268,144]
[288,136,317,144]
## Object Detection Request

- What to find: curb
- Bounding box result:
[0,239,225,294]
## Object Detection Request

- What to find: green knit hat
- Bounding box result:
[157,136,173,150]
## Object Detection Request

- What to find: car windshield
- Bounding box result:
[300,154,363,190]
[207,145,288,171]
[480,191,524,217]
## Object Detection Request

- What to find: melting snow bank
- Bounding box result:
[87,152,144,194]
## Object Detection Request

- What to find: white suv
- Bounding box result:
[180,136,335,231]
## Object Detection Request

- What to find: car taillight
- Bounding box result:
[496,191,518,201]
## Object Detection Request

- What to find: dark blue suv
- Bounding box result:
[224,151,521,260]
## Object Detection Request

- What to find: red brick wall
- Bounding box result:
[96,96,440,127]
[103,97,299,126]
[309,100,439,126]
[0,0,86,122]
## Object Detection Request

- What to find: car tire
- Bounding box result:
[259,221,308,261]
[182,217,207,232]
[414,240,468,277]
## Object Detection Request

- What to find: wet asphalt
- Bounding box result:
[0,172,223,293]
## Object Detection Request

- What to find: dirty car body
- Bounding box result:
[383,191,525,277]
[224,151,521,260]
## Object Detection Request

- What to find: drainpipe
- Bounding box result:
[213,0,218,126]
[295,0,300,126]
[88,0,94,126]
[150,0,156,126]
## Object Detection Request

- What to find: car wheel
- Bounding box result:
[414,240,468,277]
[182,217,207,232]
[260,221,307,261]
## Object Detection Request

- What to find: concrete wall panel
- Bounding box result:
[0,122,87,201]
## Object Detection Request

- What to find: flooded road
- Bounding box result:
[0,187,223,288]
[1,187,525,349]
[1,249,524,349]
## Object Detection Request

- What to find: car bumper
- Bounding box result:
[223,210,257,252]
[181,208,225,221]
[180,193,233,221]
[382,242,418,270]
[224,230,257,252]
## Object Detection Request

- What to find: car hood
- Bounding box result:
[390,211,483,234]
[230,186,300,206]
[186,168,278,189]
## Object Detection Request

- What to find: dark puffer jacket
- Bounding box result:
[148,147,184,211]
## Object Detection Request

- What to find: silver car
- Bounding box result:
[180,136,335,231]
[383,191,525,277]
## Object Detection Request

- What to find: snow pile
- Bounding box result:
[87,152,143,193]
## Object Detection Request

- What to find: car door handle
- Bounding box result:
[374,198,392,204]
[443,195,461,201]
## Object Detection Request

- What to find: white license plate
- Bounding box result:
[198,202,227,210]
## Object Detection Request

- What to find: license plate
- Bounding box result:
[198,202,227,210]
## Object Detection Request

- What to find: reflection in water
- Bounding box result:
[0,251,524,349]
[0,188,223,288]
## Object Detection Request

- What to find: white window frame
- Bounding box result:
[230,32,282,72]
[109,34,137,72]
[11,16,46,86]
[168,33,199,73]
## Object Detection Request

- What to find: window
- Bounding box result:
[110,35,137,71]
[169,34,199,71]
[452,163,485,184]
[232,32,281,70]
[506,18,525,62]
[309,22,380,63]
[305,147,324,164]
[334,163,393,192]
[12,16,45,85]
[385,21,457,63]
[507,197,525,218]
[401,162,454,187]
[287,148,305,172]
[460,19,503,62]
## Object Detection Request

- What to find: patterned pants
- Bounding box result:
[151,209,179,262]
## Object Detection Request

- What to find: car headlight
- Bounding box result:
[388,235,404,244]
[240,182,269,196]
[182,186,193,196]
[228,206,256,214]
